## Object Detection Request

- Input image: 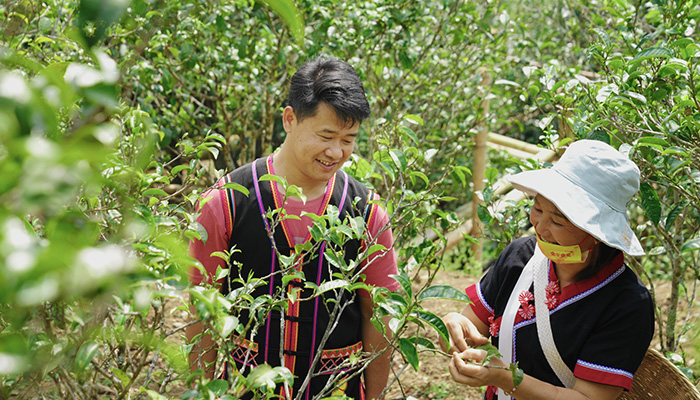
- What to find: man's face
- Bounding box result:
[283,102,358,187]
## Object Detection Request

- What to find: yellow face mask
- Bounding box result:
[536,234,592,264]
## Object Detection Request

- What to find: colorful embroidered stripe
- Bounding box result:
[251,159,276,364]
[266,155,295,247]
[320,341,363,359]
[363,190,378,228]
[306,241,327,400]
[318,341,364,375]
[283,279,302,375]
[337,170,349,211]
[222,174,235,241]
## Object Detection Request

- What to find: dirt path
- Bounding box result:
[384,269,482,400]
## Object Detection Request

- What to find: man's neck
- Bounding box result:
[271,152,328,201]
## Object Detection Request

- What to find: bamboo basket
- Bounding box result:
[618,348,700,399]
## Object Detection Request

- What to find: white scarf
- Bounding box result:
[497,246,575,399]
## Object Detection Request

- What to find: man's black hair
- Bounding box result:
[287,55,371,126]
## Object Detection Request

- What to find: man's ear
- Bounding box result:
[282,106,296,133]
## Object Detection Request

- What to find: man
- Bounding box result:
[186,55,399,399]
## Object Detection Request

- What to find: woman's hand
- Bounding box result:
[440,311,490,353]
[449,348,510,390]
[450,349,625,400]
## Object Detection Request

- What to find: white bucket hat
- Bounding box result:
[506,139,644,256]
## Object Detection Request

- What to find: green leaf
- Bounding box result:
[316,279,350,296]
[216,316,239,338]
[477,343,502,366]
[494,79,521,87]
[398,338,420,371]
[679,366,694,380]
[139,388,169,400]
[286,184,307,203]
[74,341,100,371]
[665,201,686,231]
[418,285,471,302]
[408,170,430,186]
[34,37,54,44]
[417,311,449,345]
[510,362,524,387]
[368,244,387,255]
[634,46,673,60]
[484,167,498,183]
[258,174,286,186]
[681,238,700,253]
[390,272,412,298]
[622,91,646,104]
[388,292,409,308]
[142,188,168,197]
[639,182,661,225]
[528,84,540,97]
[205,379,229,396]
[220,182,250,197]
[591,28,611,49]
[407,335,436,349]
[171,164,190,176]
[111,367,130,386]
[596,83,618,102]
[635,136,669,152]
[255,0,304,46]
[398,124,419,145]
[404,114,424,126]
[204,132,226,144]
[324,250,347,271]
[389,149,408,171]
[671,38,694,51]
[246,364,289,391]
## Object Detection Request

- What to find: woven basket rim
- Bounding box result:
[620,347,700,399]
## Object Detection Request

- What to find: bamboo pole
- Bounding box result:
[486,142,536,160]
[442,145,558,254]
[470,70,491,263]
[487,132,542,154]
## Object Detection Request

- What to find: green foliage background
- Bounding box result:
[2,0,700,397]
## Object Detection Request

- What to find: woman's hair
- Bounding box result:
[575,242,621,282]
[287,55,371,126]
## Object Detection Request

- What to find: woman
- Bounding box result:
[442,140,654,400]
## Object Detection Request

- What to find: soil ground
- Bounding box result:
[383,269,482,400]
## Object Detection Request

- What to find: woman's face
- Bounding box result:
[529,194,592,248]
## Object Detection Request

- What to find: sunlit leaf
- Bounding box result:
[681,238,700,253]
[636,136,669,150]
[404,114,424,126]
[257,174,286,186]
[255,0,304,46]
[418,285,471,302]
[591,28,611,48]
[635,46,673,60]
[140,388,169,400]
[247,364,291,390]
[205,379,229,396]
[216,315,239,338]
[74,341,100,371]
[390,272,412,298]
